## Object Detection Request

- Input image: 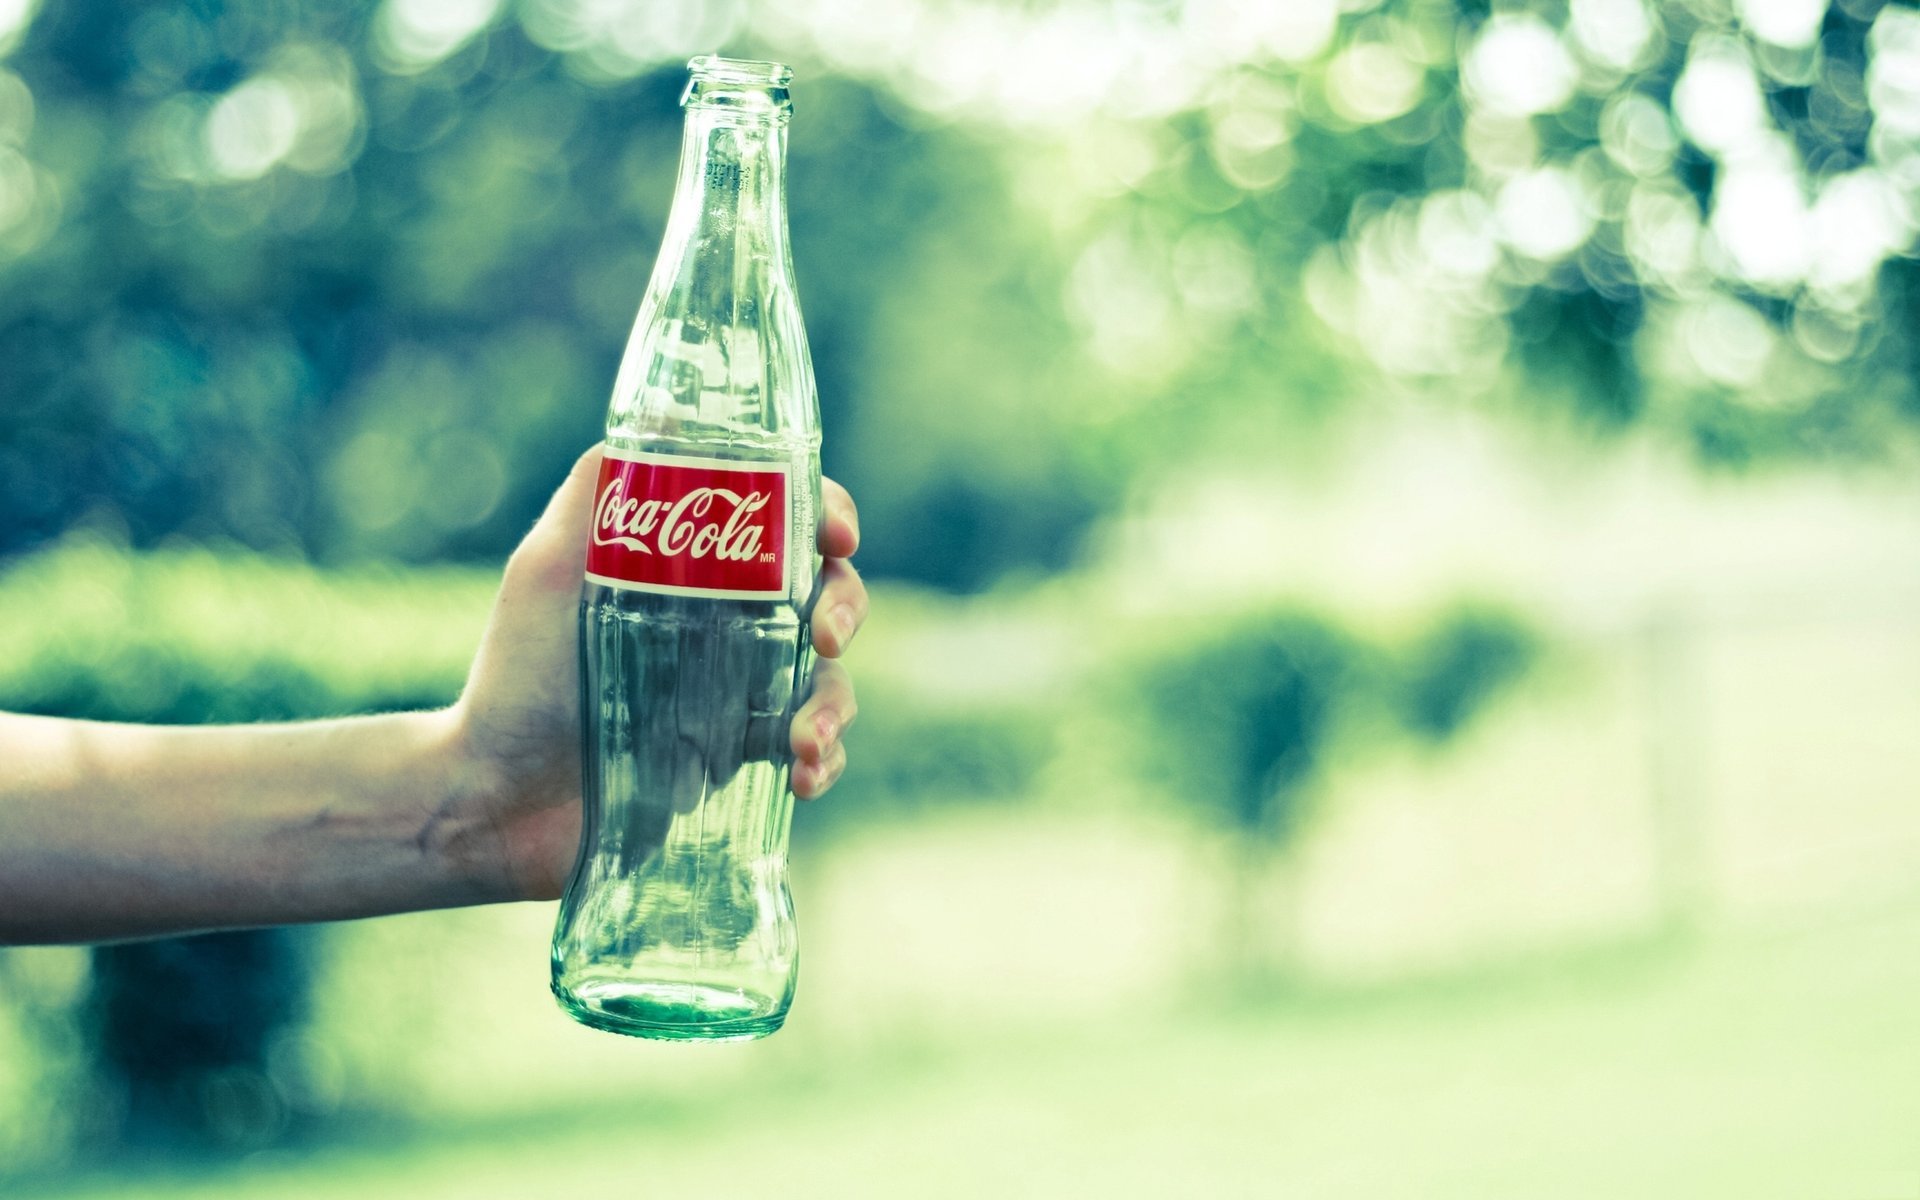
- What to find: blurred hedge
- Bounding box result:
[0,535,494,724]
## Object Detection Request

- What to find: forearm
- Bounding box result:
[0,710,499,944]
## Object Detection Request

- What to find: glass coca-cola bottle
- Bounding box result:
[551,55,821,1041]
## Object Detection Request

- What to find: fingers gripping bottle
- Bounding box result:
[551,56,821,1041]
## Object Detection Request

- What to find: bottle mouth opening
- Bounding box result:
[683,55,793,117]
[687,56,793,88]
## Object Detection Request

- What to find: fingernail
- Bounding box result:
[815,712,840,746]
[832,604,857,646]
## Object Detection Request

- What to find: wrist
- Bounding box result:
[415,703,523,907]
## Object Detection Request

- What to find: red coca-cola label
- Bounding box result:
[585,448,790,600]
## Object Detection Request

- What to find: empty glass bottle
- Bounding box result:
[551,55,821,1042]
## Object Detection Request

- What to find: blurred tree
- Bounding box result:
[1138,605,1535,985]
[1138,614,1360,985]
[1142,616,1358,846]
[1396,606,1539,742]
[89,933,311,1153]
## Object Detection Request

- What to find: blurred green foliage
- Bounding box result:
[1139,613,1362,841]
[4,0,1916,597]
[0,535,491,721]
[86,932,314,1153]
[1136,605,1537,841]
[0,2,1110,593]
[1396,606,1540,741]
[804,701,1057,836]
[1130,604,1537,981]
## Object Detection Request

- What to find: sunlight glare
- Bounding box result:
[1570,0,1657,72]
[1464,16,1578,118]
[375,0,503,71]
[1673,37,1770,158]
[1496,167,1594,260]
[1735,0,1829,50]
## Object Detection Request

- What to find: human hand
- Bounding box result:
[444,448,866,903]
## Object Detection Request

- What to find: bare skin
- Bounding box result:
[0,447,868,944]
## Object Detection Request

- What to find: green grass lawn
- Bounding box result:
[28,890,1920,1200]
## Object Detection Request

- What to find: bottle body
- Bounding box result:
[551,57,820,1042]
[558,510,813,1037]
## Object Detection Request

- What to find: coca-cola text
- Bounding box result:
[585,449,790,599]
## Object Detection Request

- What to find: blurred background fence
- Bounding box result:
[3,0,1920,1194]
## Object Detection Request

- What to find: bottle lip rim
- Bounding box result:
[687,55,793,87]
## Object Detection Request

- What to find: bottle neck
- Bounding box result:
[605,56,812,444]
[658,104,793,297]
